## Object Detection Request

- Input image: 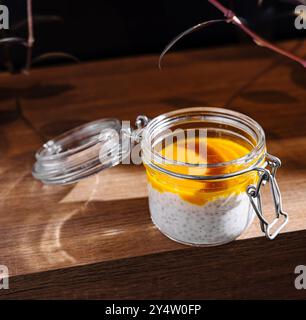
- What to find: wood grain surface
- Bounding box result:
[0,40,305,299]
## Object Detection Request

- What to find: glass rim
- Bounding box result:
[141,106,266,173]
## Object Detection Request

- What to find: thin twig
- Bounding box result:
[24,0,34,73]
[0,37,27,45]
[32,52,80,65]
[208,0,306,67]
[159,19,226,68]
[159,0,306,69]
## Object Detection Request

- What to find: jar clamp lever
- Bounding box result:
[247,154,289,240]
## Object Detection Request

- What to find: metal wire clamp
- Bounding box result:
[247,154,289,240]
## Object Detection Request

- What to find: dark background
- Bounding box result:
[0,0,305,69]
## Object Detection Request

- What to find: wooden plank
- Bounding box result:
[0,40,305,298]
[1,230,306,299]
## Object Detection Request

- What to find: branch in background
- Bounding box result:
[12,15,63,31]
[208,0,306,67]
[32,52,80,65]
[0,37,27,45]
[159,0,306,68]
[159,19,226,69]
[0,0,79,73]
[24,0,34,73]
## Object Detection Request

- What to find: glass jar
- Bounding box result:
[33,107,288,246]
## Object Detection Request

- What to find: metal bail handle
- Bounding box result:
[247,153,289,240]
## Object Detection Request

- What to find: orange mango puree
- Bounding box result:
[145,136,260,205]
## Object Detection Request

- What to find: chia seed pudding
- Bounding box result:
[148,184,255,245]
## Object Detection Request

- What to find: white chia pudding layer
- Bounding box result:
[148,184,254,245]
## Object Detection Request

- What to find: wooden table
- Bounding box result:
[0,40,305,299]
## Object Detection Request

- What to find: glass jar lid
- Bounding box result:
[32,118,129,184]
